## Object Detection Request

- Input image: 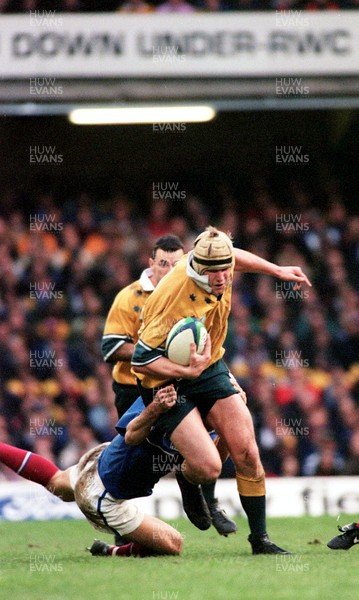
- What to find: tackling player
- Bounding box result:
[132,226,312,554]
[0,387,183,558]
[102,234,236,536]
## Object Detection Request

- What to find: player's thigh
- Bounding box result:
[206,394,259,461]
[124,515,183,555]
[170,407,221,476]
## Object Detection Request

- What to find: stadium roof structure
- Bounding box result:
[1,11,359,114]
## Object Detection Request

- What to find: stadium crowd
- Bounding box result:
[0,180,358,482]
[0,0,358,14]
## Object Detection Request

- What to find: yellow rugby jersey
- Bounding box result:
[102,269,154,385]
[132,254,234,389]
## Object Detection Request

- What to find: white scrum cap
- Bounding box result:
[191,226,234,276]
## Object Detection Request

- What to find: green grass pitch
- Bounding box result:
[0,515,357,600]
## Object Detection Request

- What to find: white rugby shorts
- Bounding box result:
[69,443,144,536]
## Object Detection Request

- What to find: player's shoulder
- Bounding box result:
[177,254,189,269]
[112,279,144,303]
[156,254,188,287]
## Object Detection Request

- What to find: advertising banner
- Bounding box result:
[0,12,358,79]
[1,476,358,521]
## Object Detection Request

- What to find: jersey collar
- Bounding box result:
[139,268,155,292]
[186,252,212,294]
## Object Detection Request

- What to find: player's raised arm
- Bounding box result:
[233,248,312,287]
[125,385,177,445]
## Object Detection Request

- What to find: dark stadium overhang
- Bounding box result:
[1,76,359,115]
[1,77,359,101]
[1,93,359,118]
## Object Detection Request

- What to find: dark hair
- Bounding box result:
[152,235,184,258]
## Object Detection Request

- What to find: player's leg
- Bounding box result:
[89,515,183,557]
[137,381,225,530]
[111,383,140,546]
[125,515,183,555]
[207,394,262,477]
[71,444,177,558]
[158,390,236,534]
[48,468,76,501]
[206,395,290,554]
[207,396,265,539]
[0,442,74,501]
[201,434,237,536]
[85,483,182,557]
[174,361,242,536]
[170,408,222,484]
[168,408,221,531]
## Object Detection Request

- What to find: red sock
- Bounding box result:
[106,542,149,558]
[0,442,59,487]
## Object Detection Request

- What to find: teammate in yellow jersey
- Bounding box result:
[132,226,312,554]
[102,234,236,536]
[102,235,184,417]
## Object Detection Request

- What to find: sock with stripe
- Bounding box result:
[106,542,149,557]
[0,442,59,487]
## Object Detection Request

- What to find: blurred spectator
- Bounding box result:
[195,0,231,10]
[304,433,345,476]
[60,0,84,10]
[0,0,15,12]
[281,452,301,477]
[58,424,100,469]
[118,0,154,10]
[145,199,172,238]
[302,0,341,9]
[155,0,195,11]
[342,429,359,474]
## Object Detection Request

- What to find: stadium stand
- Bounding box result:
[0,175,358,479]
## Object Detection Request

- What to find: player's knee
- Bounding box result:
[246,447,261,472]
[207,460,222,482]
[185,452,221,483]
[162,530,183,555]
[231,441,260,472]
[197,457,221,483]
[169,534,183,555]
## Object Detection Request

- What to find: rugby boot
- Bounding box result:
[206,498,238,536]
[176,470,211,530]
[327,522,359,550]
[87,539,110,556]
[114,532,126,546]
[248,532,291,555]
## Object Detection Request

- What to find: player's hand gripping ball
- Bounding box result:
[165,317,207,366]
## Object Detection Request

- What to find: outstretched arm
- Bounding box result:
[234,248,312,286]
[125,385,177,445]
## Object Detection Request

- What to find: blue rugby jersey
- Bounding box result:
[97,397,180,499]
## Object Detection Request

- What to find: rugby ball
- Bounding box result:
[165,317,207,366]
